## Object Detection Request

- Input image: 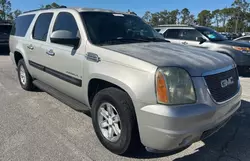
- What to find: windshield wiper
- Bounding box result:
[99,37,151,45]
[99,37,169,46]
[139,36,169,42]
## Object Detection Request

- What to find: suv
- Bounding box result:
[0,20,12,53]
[155,25,250,74]
[9,8,241,155]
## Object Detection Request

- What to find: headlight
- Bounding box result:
[156,67,196,105]
[232,46,250,54]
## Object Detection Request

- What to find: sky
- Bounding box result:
[11,0,235,17]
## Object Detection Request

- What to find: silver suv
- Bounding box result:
[155,25,250,74]
[9,8,241,155]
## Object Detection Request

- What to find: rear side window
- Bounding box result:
[164,29,181,39]
[33,13,53,41]
[11,14,35,37]
[239,37,250,41]
[53,12,79,38]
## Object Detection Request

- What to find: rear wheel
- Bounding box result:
[17,59,34,91]
[91,87,140,155]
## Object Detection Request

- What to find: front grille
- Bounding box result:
[204,68,239,102]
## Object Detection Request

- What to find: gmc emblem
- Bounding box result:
[221,77,234,88]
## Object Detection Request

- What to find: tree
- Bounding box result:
[0,0,11,20]
[8,9,22,21]
[197,10,212,26]
[232,0,250,32]
[180,8,190,24]
[212,9,222,28]
[168,9,179,24]
[41,2,61,9]
[220,8,232,31]
[142,11,152,24]
[158,10,169,25]
[187,14,196,25]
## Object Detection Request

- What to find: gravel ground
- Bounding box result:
[0,54,250,161]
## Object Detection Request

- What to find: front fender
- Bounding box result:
[89,73,137,101]
[87,60,157,106]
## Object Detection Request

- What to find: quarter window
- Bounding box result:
[53,12,79,39]
[11,14,35,37]
[33,13,53,41]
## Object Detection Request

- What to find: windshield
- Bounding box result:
[197,27,227,41]
[81,12,165,45]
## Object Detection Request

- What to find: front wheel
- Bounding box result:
[91,87,140,155]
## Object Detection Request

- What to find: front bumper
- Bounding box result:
[135,79,242,151]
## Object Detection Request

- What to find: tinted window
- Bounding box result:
[33,13,53,41]
[196,27,227,41]
[239,37,250,41]
[0,25,12,35]
[53,12,79,38]
[81,12,164,45]
[11,14,35,37]
[180,29,203,41]
[155,29,161,32]
[164,29,181,39]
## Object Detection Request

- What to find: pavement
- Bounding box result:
[0,54,250,161]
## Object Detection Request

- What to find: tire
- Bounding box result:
[91,87,141,155]
[17,59,34,91]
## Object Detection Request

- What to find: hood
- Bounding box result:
[215,40,250,47]
[103,42,234,76]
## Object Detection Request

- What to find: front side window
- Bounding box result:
[196,27,227,42]
[33,13,53,41]
[81,12,165,45]
[180,29,203,41]
[53,12,79,39]
[164,29,182,39]
[11,14,35,37]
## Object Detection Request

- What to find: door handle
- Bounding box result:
[181,41,188,45]
[86,52,101,62]
[27,44,34,50]
[46,49,55,56]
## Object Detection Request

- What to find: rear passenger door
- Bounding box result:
[40,12,85,102]
[27,12,54,80]
[163,29,182,44]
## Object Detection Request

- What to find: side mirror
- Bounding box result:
[196,37,206,44]
[50,30,80,47]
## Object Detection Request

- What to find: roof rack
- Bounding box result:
[23,6,67,14]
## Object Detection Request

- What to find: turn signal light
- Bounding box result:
[156,71,168,103]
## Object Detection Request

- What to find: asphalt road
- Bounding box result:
[1,54,250,161]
